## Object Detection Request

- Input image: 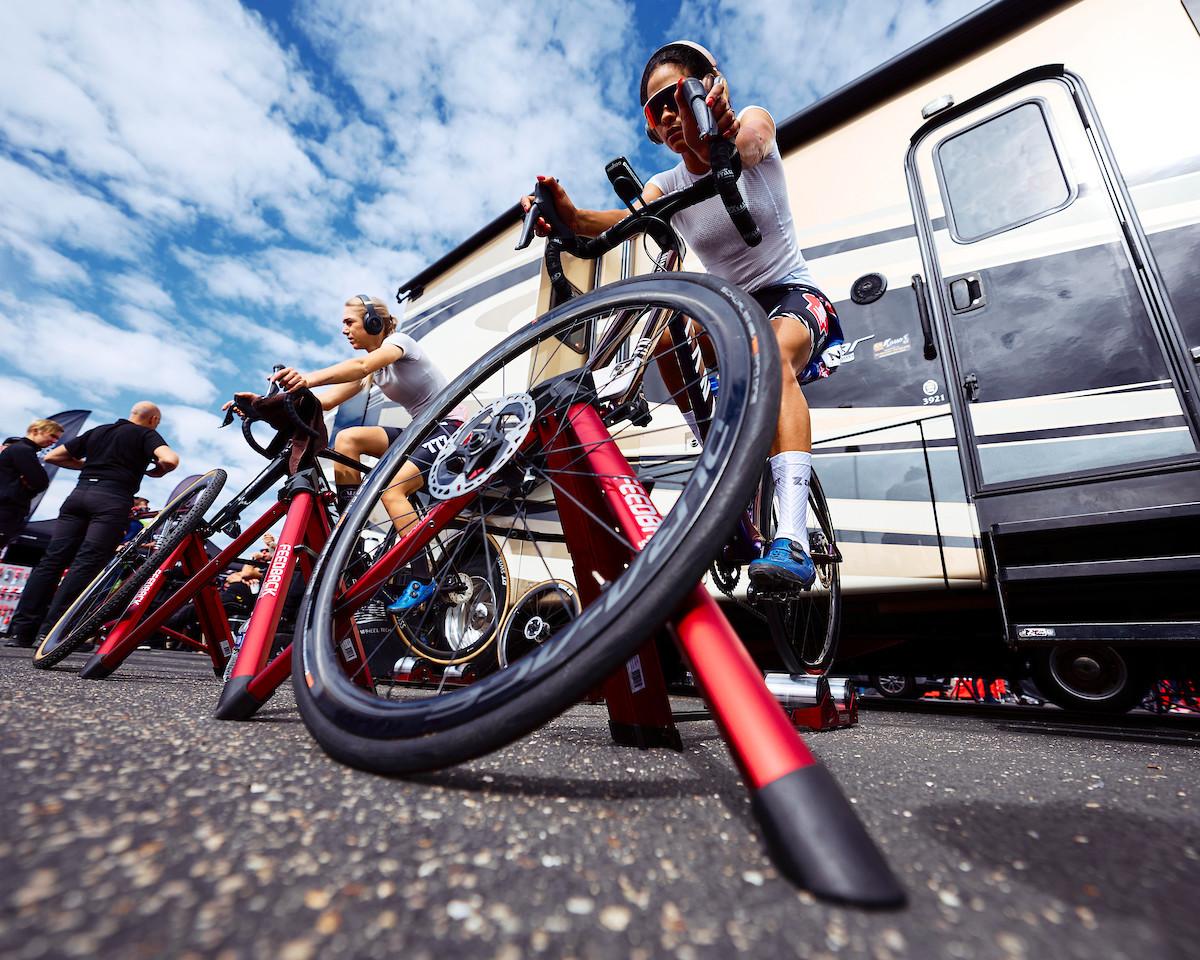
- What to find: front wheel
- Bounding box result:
[292,273,780,774]
[33,470,226,669]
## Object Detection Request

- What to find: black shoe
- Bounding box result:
[4,636,35,648]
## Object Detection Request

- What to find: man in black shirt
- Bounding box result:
[0,418,64,551]
[5,402,179,648]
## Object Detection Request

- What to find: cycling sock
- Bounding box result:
[682,410,702,445]
[770,451,811,551]
[335,485,360,515]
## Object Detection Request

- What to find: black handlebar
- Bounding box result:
[222,363,319,460]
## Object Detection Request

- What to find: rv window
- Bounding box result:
[935,100,1074,243]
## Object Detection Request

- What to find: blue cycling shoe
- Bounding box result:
[748,537,816,590]
[387,579,437,614]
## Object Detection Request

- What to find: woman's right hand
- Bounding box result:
[221,392,259,420]
[520,175,579,238]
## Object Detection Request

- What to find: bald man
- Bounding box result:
[5,403,179,648]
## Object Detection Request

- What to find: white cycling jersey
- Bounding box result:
[647,107,814,293]
[372,331,448,420]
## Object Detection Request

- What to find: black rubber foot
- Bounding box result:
[751,764,906,908]
[79,653,114,680]
[213,675,267,721]
[608,720,684,752]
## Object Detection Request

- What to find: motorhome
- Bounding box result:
[351,0,1200,713]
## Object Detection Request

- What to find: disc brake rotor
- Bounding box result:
[427,394,536,501]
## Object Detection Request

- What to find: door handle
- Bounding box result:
[963,372,980,402]
[948,274,985,313]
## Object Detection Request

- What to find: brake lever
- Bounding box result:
[515,180,576,250]
[681,77,718,141]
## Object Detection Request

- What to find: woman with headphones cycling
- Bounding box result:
[267,295,454,545]
[522,41,843,590]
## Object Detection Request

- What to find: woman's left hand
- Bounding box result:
[270,367,309,392]
[675,74,739,162]
[706,75,738,141]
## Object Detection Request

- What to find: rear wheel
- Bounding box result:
[756,470,842,675]
[33,470,226,669]
[292,273,779,774]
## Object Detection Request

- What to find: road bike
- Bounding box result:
[289,80,901,906]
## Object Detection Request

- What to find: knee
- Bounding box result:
[773,325,810,377]
[334,430,362,456]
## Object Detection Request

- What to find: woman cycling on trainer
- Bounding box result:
[242,295,452,538]
[522,41,843,589]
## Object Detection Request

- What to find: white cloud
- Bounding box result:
[0,0,341,242]
[0,156,144,281]
[180,242,423,328]
[670,0,986,118]
[0,375,66,436]
[0,292,219,405]
[295,0,643,250]
[107,273,175,312]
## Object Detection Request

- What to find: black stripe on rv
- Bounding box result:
[402,260,540,340]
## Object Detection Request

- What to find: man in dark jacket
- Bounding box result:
[5,402,179,648]
[0,418,64,551]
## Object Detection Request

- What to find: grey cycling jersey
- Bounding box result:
[372,331,447,419]
[647,108,814,293]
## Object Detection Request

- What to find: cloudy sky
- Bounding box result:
[1,0,983,517]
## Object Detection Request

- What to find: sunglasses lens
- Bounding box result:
[644,85,675,125]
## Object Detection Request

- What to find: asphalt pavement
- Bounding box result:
[1,646,1198,960]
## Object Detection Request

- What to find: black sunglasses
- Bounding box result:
[642,82,679,128]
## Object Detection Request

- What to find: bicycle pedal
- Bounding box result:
[747,584,807,602]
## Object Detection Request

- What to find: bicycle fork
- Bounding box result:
[547,402,904,907]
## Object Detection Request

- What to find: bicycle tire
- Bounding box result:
[33,470,227,669]
[292,272,779,774]
[757,469,842,674]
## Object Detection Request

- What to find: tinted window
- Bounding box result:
[936,101,1073,242]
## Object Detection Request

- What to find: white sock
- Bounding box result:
[770,451,811,551]
[682,410,702,445]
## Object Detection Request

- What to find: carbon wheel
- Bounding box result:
[292,273,779,774]
[33,470,227,669]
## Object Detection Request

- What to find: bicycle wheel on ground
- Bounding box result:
[33,470,227,669]
[292,272,780,774]
[756,469,842,675]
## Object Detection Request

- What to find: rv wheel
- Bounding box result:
[1032,645,1150,715]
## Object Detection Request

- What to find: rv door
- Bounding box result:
[906,67,1200,493]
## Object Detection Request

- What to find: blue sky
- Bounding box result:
[1,0,983,515]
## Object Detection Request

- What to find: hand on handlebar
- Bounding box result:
[519,176,578,239]
[221,393,259,421]
[269,366,309,393]
[676,75,739,163]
